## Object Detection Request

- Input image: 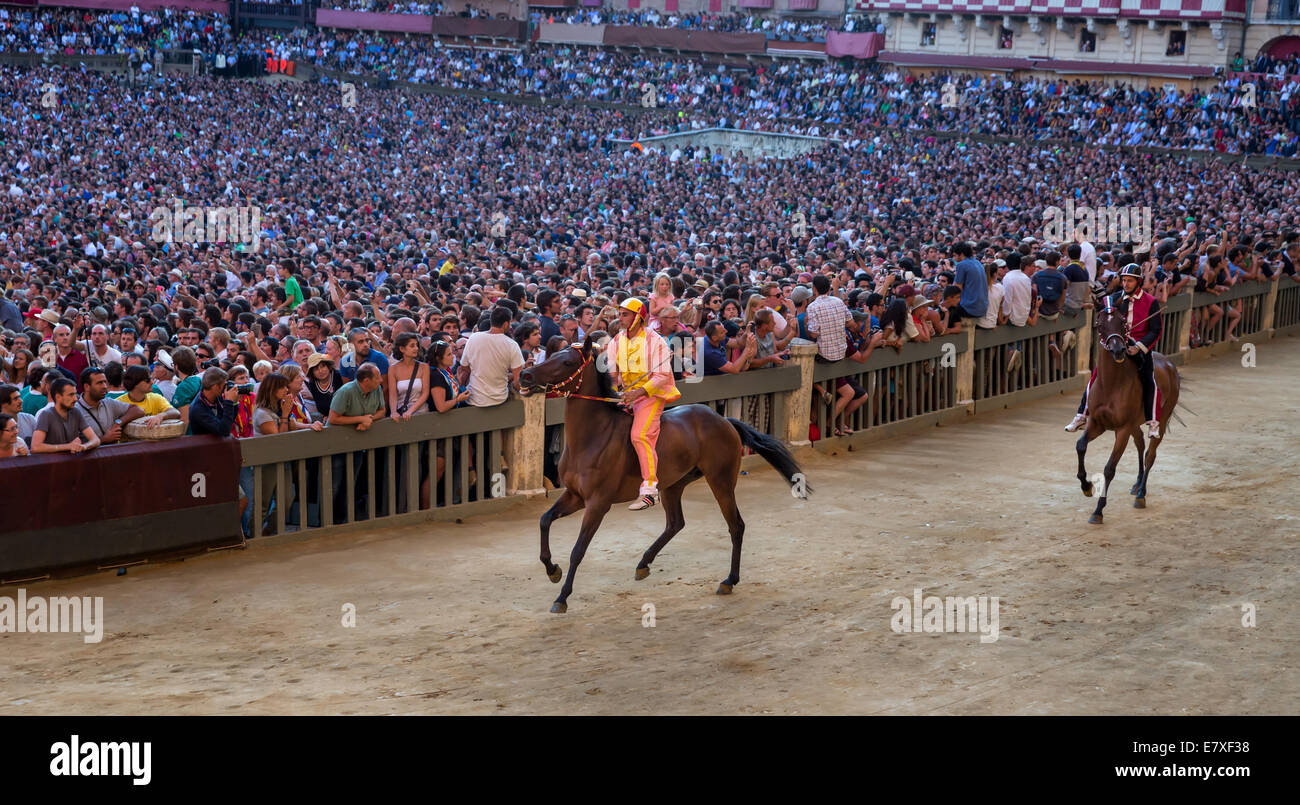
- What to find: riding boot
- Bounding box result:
[1139,353,1159,439]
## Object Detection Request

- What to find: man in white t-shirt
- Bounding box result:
[458,307,524,407]
[1078,238,1097,281]
[87,324,122,366]
[1000,253,1034,326]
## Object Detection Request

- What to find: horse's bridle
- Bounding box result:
[527,350,623,404]
[1099,298,1130,354]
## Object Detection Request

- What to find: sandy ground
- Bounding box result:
[3,339,1297,715]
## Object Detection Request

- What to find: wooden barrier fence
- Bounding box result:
[8,280,1297,580]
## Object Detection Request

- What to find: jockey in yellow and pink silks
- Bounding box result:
[605,297,681,511]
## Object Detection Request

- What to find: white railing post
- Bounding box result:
[505,391,546,496]
[780,341,818,448]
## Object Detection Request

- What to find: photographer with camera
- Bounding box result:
[190,367,241,438]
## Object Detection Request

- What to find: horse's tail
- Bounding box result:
[727,418,810,497]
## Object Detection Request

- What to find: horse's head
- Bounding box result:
[1095,297,1130,363]
[518,333,597,396]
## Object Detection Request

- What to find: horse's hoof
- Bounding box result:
[716,582,733,595]
[634,567,649,581]
[1082,484,1094,497]
[550,601,567,614]
[548,566,562,584]
[1088,514,1103,525]
[1134,498,1146,509]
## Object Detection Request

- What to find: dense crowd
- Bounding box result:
[1,40,1298,528]
[0,6,230,56]
[328,1,444,13]
[4,6,1297,154]
[241,31,1300,155]
[529,9,860,42]
[1238,50,1300,77]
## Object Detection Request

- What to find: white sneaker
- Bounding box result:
[1145,421,1161,440]
[1061,330,1076,352]
[1007,349,1022,373]
[1064,413,1087,432]
[628,493,658,511]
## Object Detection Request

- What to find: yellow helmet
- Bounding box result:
[620,297,648,322]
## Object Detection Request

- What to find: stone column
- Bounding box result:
[955,326,976,407]
[1261,277,1281,335]
[779,341,818,448]
[1178,290,1194,354]
[505,390,546,496]
[1076,308,1093,377]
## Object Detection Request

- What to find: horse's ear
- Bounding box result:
[581,332,595,356]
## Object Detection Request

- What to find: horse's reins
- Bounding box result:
[529,351,624,404]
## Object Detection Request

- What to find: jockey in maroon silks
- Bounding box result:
[1065,263,1164,439]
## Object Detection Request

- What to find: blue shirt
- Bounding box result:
[339,349,389,381]
[954,258,989,318]
[702,338,729,376]
[0,297,21,332]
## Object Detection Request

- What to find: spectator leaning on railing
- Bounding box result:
[329,362,386,431]
[0,383,36,447]
[0,412,28,458]
[804,275,851,363]
[189,367,239,438]
[31,376,101,455]
[458,306,523,408]
[77,366,143,445]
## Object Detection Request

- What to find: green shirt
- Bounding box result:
[329,380,383,419]
[21,387,47,415]
[284,275,304,310]
[171,374,201,408]
[171,374,202,435]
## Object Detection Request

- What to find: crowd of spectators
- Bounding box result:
[238,30,1300,155]
[530,9,860,42]
[2,32,1300,527]
[4,6,1297,154]
[1237,50,1300,77]
[0,6,230,57]
[328,1,444,13]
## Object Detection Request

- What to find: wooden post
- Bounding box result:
[505,391,546,496]
[780,341,818,448]
[1261,277,1281,336]
[954,326,976,408]
[1177,289,1194,355]
[1076,308,1093,377]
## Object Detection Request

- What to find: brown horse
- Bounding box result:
[519,333,808,613]
[1076,305,1181,523]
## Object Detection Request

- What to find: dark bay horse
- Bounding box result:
[1076,306,1181,523]
[519,333,807,613]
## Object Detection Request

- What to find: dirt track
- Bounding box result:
[3,339,1298,715]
